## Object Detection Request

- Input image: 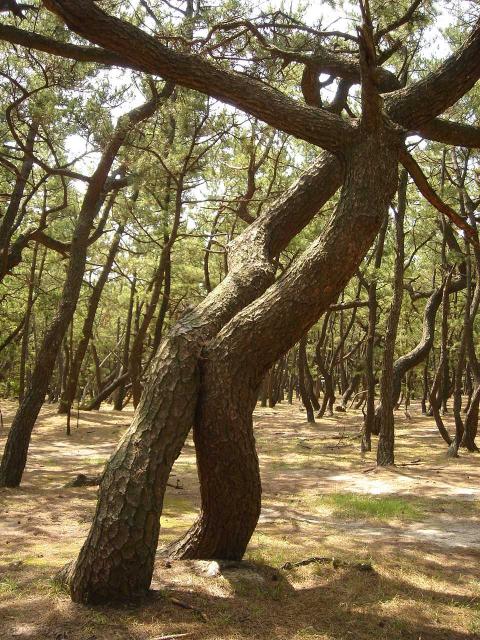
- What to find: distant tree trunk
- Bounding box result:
[114,270,136,410]
[18,241,41,403]
[287,349,297,404]
[448,325,466,457]
[449,256,471,456]
[298,335,315,422]
[315,313,334,417]
[303,345,320,412]
[429,275,453,446]
[461,201,480,451]
[375,223,466,422]
[59,219,124,415]
[151,249,171,353]
[421,358,429,414]
[377,169,407,466]
[316,352,334,417]
[362,218,387,450]
[342,372,360,408]
[203,211,220,293]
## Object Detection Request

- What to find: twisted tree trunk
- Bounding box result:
[166,132,399,563]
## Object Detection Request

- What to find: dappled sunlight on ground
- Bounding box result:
[0,399,479,639]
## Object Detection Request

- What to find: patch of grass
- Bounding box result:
[468,611,480,635]
[86,455,107,466]
[0,576,21,594]
[292,627,324,639]
[89,611,109,625]
[37,577,68,596]
[161,495,197,531]
[247,532,306,567]
[307,492,422,521]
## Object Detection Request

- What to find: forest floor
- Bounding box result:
[0,400,479,640]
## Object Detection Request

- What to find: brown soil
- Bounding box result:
[0,399,479,640]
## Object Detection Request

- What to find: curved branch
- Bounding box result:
[400,148,478,241]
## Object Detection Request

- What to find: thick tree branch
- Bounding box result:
[41,0,355,152]
[0,24,140,69]
[385,17,480,128]
[419,118,480,148]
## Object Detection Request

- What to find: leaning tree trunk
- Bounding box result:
[377,169,407,466]
[67,152,343,603]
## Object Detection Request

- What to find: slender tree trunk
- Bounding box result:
[298,335,315,422]
[377,169,407,466]
[448,259,471,456]
[421,358,429,414]
[429,276,453,446]
[18,241,40,403]
[114,270,136,410]
[362,219,387,449]
[59,220,124,414]
[151,249,171,353]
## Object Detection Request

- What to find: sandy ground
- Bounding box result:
[0,399,479,639]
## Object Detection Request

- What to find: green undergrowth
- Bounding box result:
[303,492,422,521]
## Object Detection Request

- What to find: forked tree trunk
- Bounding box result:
[165,133,399,565]
[374,225,466,425]
[342,372,360,408]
